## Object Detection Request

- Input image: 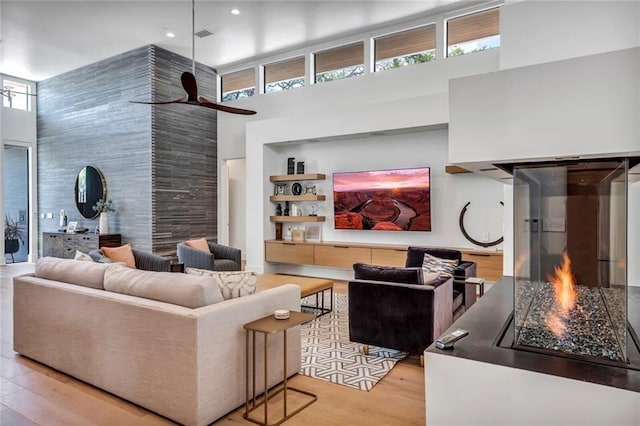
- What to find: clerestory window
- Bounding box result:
[447,7,500,57]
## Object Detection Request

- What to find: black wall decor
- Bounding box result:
[37,45,217,258]
[287,157,295,175]
[296,161,305,174]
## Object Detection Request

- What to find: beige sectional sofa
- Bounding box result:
[13,257,302,426]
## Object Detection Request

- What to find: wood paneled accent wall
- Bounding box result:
[37,45,217,257]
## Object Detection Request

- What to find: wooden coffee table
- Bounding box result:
[256,274,334,316]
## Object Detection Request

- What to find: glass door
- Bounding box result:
[3,145,29,263]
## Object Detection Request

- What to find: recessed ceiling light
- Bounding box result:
[165,31,175,38]
[230,8,241,15]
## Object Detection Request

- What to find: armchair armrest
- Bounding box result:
[453,261,477,281]
[132,249,171,272]
[453,261,477,310]
[208,243,241,265]
[177,243,215,271]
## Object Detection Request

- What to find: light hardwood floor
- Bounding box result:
[0,263,425,425]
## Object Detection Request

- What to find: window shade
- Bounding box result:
[221,68,255,93]
[265,57,305,84]
[447,7,500,46]
[375,24,436,61]
[314,42,364,74]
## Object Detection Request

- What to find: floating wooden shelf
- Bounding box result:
[270,173,326,182]
[269,194,326,202]
[445,165,472,174]
[270,216,326,223]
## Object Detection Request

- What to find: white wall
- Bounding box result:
[500,0,640,70]
[426,352,640,425]
[449,47,640,166]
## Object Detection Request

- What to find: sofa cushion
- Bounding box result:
[185,238,211,253]
[422,253,458,277]
[104,264,223,308]
[353,263,423,285]
[35,257,111,290]
[185,268,257,300]
[102,244,136,269]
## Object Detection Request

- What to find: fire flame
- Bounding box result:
[544,252,577,338]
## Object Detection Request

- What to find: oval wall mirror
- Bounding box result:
[74,166,107,219]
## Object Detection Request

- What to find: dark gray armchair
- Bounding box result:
[176,241,241,271]
[405,246,477,311]
[89,248,171,272]
[348,264,454,360]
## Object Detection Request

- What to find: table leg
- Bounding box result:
[264,333,268,425]
[245,330,250,415]
[283,330,288,417]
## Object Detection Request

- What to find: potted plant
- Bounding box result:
[92,198,115,234]
[4,214,24,262]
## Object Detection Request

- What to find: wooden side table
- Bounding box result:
[244,311,316,426]
[465,277,486,297]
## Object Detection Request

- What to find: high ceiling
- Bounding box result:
[1,0,467,82]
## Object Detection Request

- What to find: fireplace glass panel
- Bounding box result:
[513,159,628,363]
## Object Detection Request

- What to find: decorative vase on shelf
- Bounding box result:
[99,212,109,235]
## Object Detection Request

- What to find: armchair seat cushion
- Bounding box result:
[214,259,241,272]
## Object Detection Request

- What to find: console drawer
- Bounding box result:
[314,245,371,268]
[371,248,407,267]
[265,241,314,265]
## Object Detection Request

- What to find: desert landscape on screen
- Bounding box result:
[333,168,431,231]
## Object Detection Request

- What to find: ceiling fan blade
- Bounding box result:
[181,72,198,102]
[199,96,257,115]
[130,98,186,105]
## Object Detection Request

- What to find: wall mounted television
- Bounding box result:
[333,167,431,231]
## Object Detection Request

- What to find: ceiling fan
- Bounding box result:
[131,0,256,115]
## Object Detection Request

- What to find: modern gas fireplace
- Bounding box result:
[512,158,633,365]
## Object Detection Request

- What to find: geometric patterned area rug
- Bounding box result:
[300,293,407,391]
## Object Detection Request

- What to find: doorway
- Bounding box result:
[3,145,29,263]
[226,158,246,262]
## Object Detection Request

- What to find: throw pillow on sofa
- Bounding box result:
[353,262,424,285]
[422,253,458,277]
[104,264,223,308]
[74,250,94,262]
[101,244,136,269]
[185,268,257,300]
[184,238,211,253]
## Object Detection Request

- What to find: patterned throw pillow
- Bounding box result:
[74,250,94,262]
[422,253,458,278]
[185,268,257,300]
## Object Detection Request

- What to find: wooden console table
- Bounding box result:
[265,240,504,281]
[42,232,121,259]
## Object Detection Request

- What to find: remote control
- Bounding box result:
[435,329,469,349]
